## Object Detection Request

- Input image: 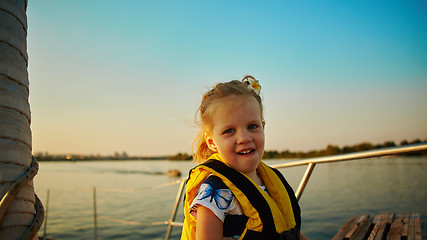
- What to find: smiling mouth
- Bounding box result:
[237,149,255,155]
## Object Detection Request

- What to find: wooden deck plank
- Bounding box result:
[332,216,359,240]
[333,213,422,240]
[403,213,410,223]
[345,224,359,239]
[350,215,373,240]
[414,214,422,240]
[386,215,403,240]
[374,213,394,240]
[369,213,388,240]
[387,213,395,225]
[402,214,410,238]
[367,222,380,240]
[373,222,388,240]
[408,213,416,240]
[402,221,410,238]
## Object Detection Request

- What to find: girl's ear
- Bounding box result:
[204,133,218,152]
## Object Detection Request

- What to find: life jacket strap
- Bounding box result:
[270,167,301,229]
[244,227,300,240]
[201,159,277,233]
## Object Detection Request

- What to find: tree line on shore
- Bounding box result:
[34,151,169,162]
[35,138,426,161]
[169,138,427,161]
[262,139,427,159]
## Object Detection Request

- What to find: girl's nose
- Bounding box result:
[237,130,252,144]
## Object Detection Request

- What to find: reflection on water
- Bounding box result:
[34,157,427,239]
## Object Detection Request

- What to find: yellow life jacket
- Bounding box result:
[181,153,301,240]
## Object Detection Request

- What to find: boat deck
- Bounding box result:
[332,213,422,240]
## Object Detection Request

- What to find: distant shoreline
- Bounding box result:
[34,139,426,162]
[35,156,170,162]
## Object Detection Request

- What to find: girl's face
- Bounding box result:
[205,95,265,180]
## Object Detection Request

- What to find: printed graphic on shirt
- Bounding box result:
[194,176,233,210]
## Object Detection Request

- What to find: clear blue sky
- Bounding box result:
[27,1,427,156]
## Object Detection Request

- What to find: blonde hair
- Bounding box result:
[192,75,264,163]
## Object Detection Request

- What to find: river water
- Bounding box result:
[34,156,427,239]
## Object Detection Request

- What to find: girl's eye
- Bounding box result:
[248,124,258,130]
[223,129,234,134]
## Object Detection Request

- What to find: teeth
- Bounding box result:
[239,149,252,154]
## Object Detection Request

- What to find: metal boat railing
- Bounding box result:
[163,143,427,240]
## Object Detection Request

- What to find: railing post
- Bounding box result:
[93,187,98,240]
[165,179,186,240]
[295,162,316,201]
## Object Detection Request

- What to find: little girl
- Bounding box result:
[181,76,308,240]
